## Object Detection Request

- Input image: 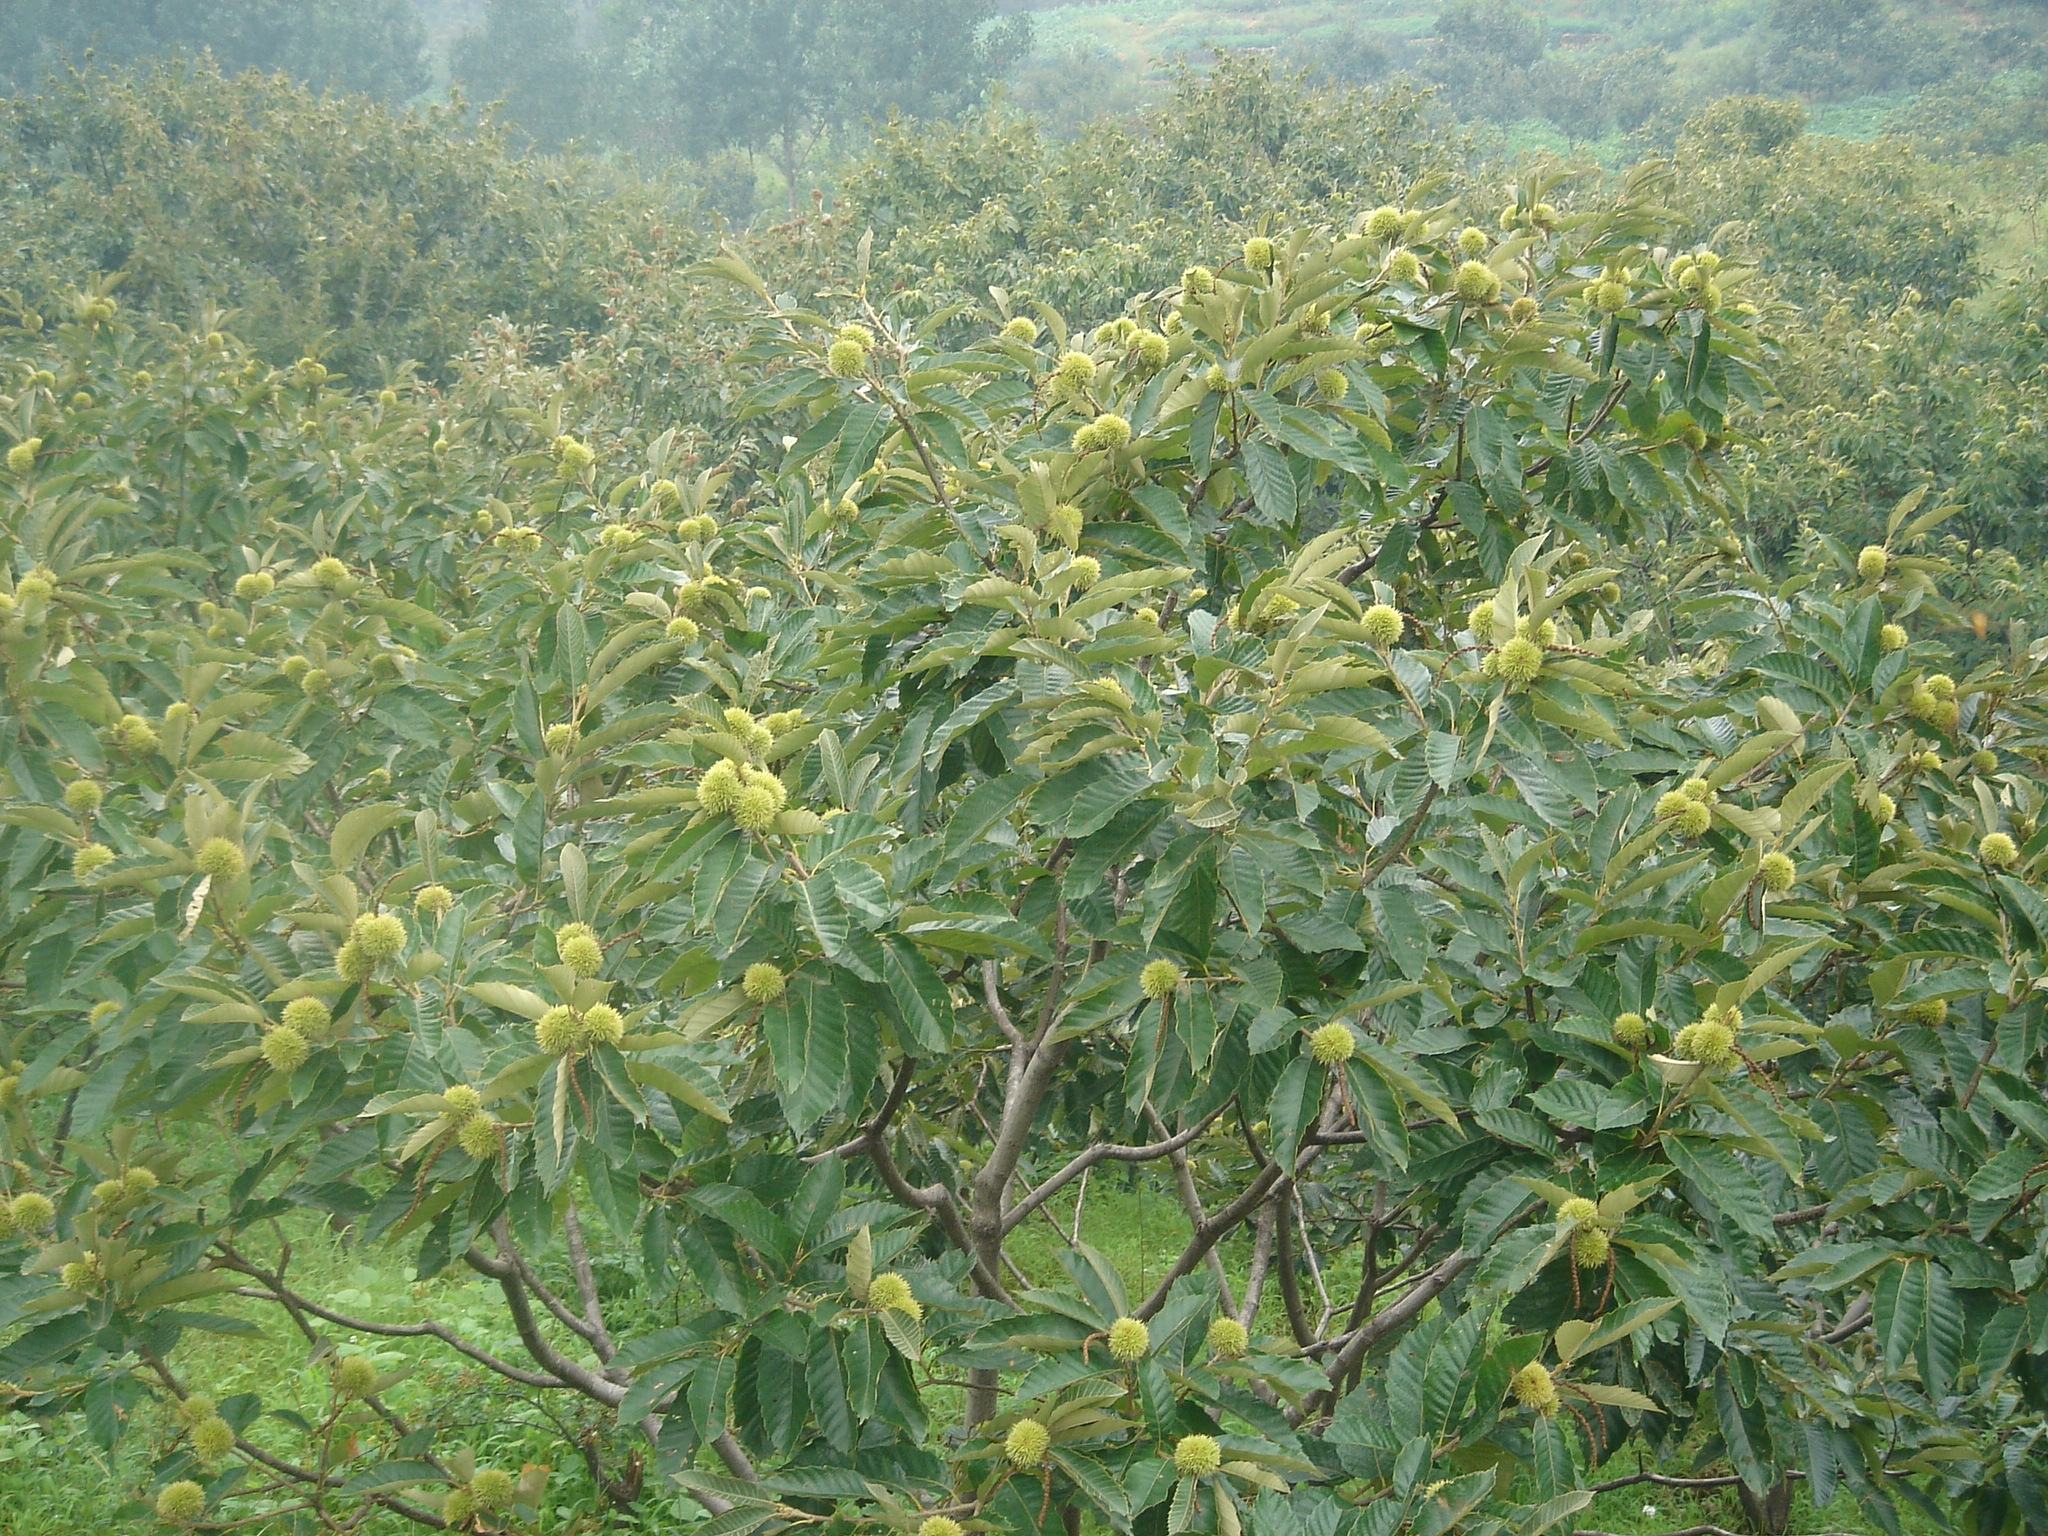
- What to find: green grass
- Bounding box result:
[0,1413,133,1535]
[0,1212,708,1533]
[1805,92,1916,142]
[1578,1473,1942,1535]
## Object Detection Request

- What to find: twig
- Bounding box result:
[491,1230,609,1355]
[1238,1196,1278,1325]
[1292,1188,1335,1333]
[1303,1247,1478,1418]
[877,383,958,520]
[1817,1291,1873,1343]
[472,1225,624,1405]
[1275,1191,1315,1348]
[1134,1097,1337,1319]
[215,1259,563,1391]
[1136,1149,1306,1319]
[1525,376,1631,480]
[223,1279,564,1387]
[982,959,1024,1048]
[1361,784,1439,886]
[1959,1030,2001,1111]
[809,1054,919,1162]
[1589,1470,1807,1494]
[1773,1203,1830,1226]
[562,1204,618,1365]
[1337,1187,1387,1392]
[863,1131,1011,1304]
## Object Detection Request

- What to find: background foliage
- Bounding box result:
[0,0,428,99]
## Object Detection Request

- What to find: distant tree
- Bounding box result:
[835,57,1471,316]
[0,60,639,378]
[1425,0,1544,119]
[1432,0,1545,65]
[828,0,1031,124]
[1887,78,2048,160]
[1670,98,1984,313]
[1760,0,1947,99]
[450,0,592,151]
[1675,93,1809,158]
[1007,43,1148,136]
[1282,25,1392,86]
[0,0,428,98]
[611,0,1030,204]
[657,0,833,188]
[1527,45,1672,141]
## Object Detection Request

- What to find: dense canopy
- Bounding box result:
[3,148,2048,1536]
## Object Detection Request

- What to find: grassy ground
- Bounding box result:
[1578,1477,1938,1535]
[0,1212,706,1535]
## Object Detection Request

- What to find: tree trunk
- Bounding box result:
[965,1203,1004,1427]
[1738,1476,1792,1535]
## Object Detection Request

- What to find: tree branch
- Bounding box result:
[1342,1182,1387,1338]
[490,1227,610,1357]
[861,1131,1011,1304]
[563,1204,619,1367]
[1526,376,1631,480]
[1773,1203,1830,1226]
[1238,1196,1279,1326]
[872,374,959,520]
[1817,1291,1873,1343]
[811,1054,919,1162]
[212,1243,568,1393]
[1034,901,1071,1051]
[140,1339,369,1500]
[1361,783,1439,886]
[1134,1131,1330,1320]
[975,1035,1068,1230]
[982,959,1024,1048]
[228,1284,566,1390]
[1589,1470,1807,1494]
[472,1224,624,1406]
[1305,1247,1477,1416]
[1001,1102,1231,1235]
[1274,1190,1315,1348]
[712,1431,758,1484]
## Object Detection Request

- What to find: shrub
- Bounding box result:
[0,59,664,379]
[1745,272,2048,584]
[1669,104,1986,311]
[0,0,428,100]
[1759,0,1951,100]
[834,55,1473,320]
